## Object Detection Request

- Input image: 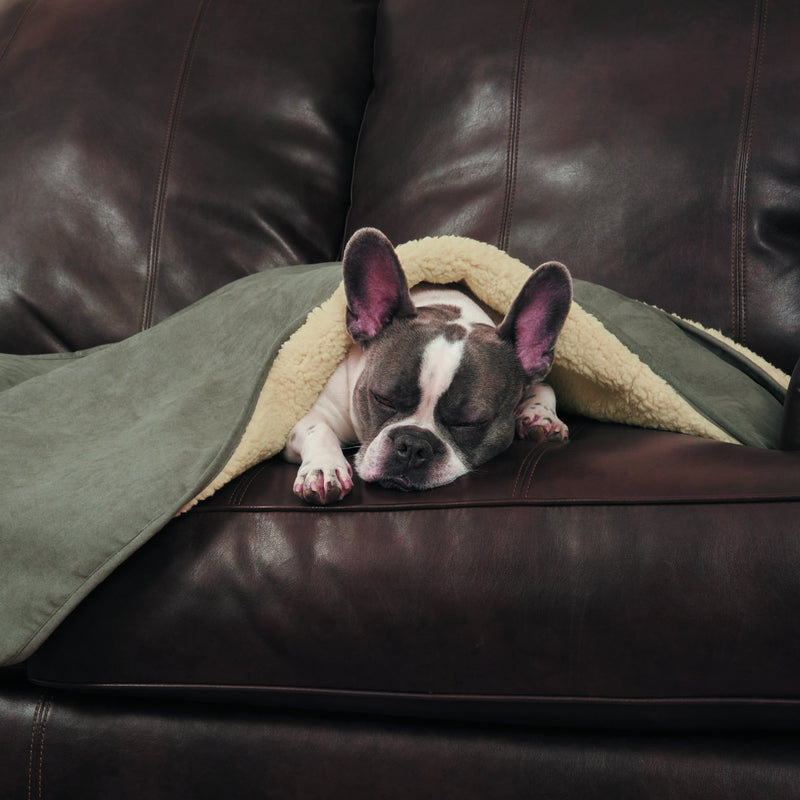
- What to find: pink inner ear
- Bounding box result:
[346,257,405,341]
[513,300,558,377]
[349,259,404,337]
[498,263,572,380]
[343,228,414,343]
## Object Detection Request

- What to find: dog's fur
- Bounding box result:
[284,228,572,504]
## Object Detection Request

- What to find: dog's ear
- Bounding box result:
[497,262,572,381]
[343,228,415,344]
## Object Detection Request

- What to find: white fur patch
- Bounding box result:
[417,335,464,424]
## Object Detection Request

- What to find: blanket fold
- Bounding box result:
[0,236,789,665]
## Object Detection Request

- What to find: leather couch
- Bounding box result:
[2,0,800,796]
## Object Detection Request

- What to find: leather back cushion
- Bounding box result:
[346,0,800,373]
[0,0,375,353]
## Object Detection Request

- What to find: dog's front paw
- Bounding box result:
[515,403,569,443]
[294,458,354,505]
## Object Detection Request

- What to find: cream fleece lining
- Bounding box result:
[183,236,789,510]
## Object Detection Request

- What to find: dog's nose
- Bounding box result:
[390,426,438,469]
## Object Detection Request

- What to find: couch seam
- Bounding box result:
[730,0,768,347]
[511,445,537,498]
[498,0,535,252]
[26,694,50,800]
[26,695,42,800]
[190,492,799,513]
[227,471,247,505]
[0,0,38,72]
[140,0,211,332]
[523,443,562,499]
[37,698,51,800]
[230,462,269,506]
[339,15,379,254]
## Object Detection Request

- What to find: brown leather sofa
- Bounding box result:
[2,0,800,797]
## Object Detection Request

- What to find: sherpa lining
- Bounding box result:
[190,235,789,510]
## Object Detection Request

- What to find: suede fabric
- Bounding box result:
[0,261,341,665]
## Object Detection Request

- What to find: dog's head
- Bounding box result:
[344,228,571,491]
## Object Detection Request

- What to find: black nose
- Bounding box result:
[390,426,439,469]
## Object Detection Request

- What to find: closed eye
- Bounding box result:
[371,391,396,411]
[450,419,489,430]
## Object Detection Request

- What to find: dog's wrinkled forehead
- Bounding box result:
[364,309,460,389]
[367,306,471,359]
[415,304,471,338]
[365,306,523,398]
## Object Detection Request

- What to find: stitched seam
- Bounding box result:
[0,0,38,71]
[230,462,268,506]
[511,445,542,498]
[731,0,768,345]
[140,0,211,331]
[233,464,264,505]
[741,0,768,348]
[730,3,758,339]
[522,444,555,499]
[37,698,51,800]
[511,448,531,497]
[27,695,43,800]
[227,475,244,505]
[498,0,535,252]
[230,465,254,505]
[498,3,520,252]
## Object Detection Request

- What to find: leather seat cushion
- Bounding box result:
[26,420,800,730]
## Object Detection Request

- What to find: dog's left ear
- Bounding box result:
[497,262,572,381]
[343,228,416,344]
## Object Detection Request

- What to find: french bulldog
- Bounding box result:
[284,228,572,504]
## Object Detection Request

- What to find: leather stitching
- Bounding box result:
[230,462,268,506]
[140,0,211,331]
[37,698,51,800]
[27,695,50,800]
[742,0,769,347]
[498,0,535,252]
[27,696,42,800]
[731,0,769,346]
[511,444,542,499]
[522,443,556,499]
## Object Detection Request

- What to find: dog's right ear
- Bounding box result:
[343,228,415,344]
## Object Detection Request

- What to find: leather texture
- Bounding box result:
[347,0,800,373]
[0,0,376,353]
[27,421,800,730]
[3,0,800,795]
[4,677,800,800]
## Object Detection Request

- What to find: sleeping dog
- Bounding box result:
[284,228,572,504]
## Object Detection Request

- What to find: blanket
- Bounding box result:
[0,236,789,665]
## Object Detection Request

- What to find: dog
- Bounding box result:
[284,228,572,504]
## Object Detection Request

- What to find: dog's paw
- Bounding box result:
[293,458,354,505]
[515,403,569,443]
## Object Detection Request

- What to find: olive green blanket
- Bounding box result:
[0,236,788,665]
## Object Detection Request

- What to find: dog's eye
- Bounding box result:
[371,391,395,410]
[451,419,489,430]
